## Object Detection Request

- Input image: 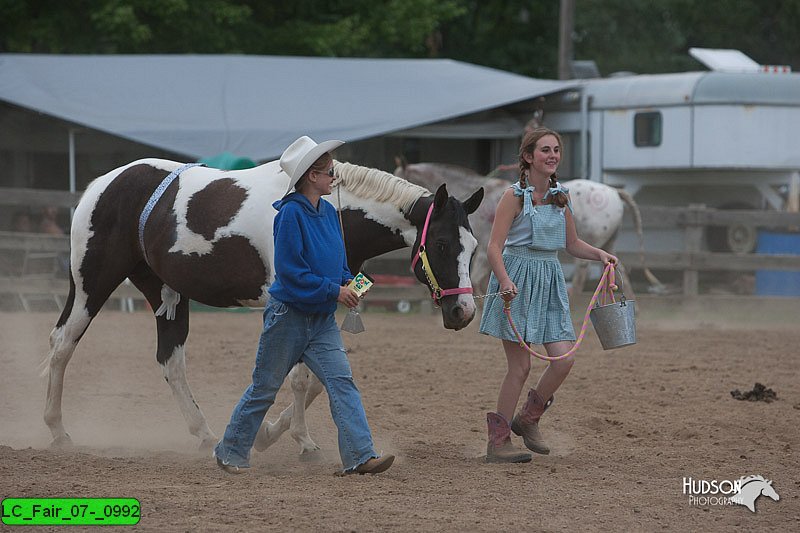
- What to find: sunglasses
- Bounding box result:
[315,167,335,177]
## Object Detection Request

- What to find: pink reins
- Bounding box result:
[503,262,619,361]
[411,203,473,306]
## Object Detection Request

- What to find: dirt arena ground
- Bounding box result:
[1,298,799,531]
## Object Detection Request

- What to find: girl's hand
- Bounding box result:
[500,280,518,302]
[599,251,618,266]
[338,286,360,308]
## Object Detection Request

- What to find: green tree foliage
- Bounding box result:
[0,0,254,53]
[574,0,800,75]
[441,0,800,77]
[0,0,246,53]
[573,0,696,74]
[247,0,465,57]
[675,0,800,70]
[0,0,464,56]
[1,0,799,76]
[439,0,561,78]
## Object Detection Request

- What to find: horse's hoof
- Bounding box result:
[253,430,272,452]
[50,434,73,448]
[299,448,324,463]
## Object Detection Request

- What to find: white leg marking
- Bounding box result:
[255,364,326,454]
[161,346,216,446]
[43,307,91,443]
[288,364,324,454]
[256,403,294,451]
[43,170,115,444]
[256,365,303,451]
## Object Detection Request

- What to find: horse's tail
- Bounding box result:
[616,188,665,291]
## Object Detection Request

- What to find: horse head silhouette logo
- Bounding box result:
[730,475,780,512]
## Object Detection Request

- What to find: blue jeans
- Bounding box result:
[214,297,378,471]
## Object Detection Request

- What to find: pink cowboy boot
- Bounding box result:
[511,389,554,455]
[486,412,532,463]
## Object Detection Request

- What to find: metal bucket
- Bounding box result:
[589,296,636,350]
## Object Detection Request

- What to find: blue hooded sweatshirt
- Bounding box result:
[268,193,352,314]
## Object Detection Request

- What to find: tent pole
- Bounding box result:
[68,129,76,193]
[580,90,589,180]
[68,128,76,219]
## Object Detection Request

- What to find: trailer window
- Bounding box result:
[634,112,662,147]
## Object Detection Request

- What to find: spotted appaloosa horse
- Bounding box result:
[43,159,483,450]
[393,161,663,296]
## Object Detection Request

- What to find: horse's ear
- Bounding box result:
[394,155,407,171]
[433,183,448,213]
[463,187,484,215]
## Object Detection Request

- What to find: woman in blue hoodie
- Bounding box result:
[214,136,394,476]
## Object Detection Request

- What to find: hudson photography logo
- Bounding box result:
[682,475,780,512]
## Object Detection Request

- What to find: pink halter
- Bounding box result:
[410,203,473,306]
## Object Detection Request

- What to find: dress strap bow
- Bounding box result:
[512,182,537,218]
[544,182,573,214]
[543,182,569,201]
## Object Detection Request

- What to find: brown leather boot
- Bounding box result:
[486,412,532,463]
[511,389,553,455]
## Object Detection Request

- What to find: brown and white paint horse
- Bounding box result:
[43,159,483,450]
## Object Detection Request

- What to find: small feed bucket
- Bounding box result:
[590,295,636,350]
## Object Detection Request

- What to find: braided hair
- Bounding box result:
[518,127,569,208]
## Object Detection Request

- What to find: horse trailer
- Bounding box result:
[541,50,800,253]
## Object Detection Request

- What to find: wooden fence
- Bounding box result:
[1,187,81,209]
[3,187,800,311]
[0,230,434,313]
[0,230,142,311]
[614,205,800,296]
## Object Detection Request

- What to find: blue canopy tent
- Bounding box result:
[0,54,576,193]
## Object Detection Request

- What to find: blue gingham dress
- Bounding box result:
[478,184,576,344]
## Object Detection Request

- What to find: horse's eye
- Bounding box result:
[436,241,447,253]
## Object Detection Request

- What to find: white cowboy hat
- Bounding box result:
[280,135,344,195]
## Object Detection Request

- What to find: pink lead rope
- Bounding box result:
[503,262,618,361]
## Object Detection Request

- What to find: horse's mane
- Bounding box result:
[334,161,429,213]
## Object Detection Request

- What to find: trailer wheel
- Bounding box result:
[705,202,758,253]
[396,300,412,313]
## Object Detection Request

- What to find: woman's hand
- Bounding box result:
[500,280,518,302]
[338,285,360,308]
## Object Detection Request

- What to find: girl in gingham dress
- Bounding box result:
[479,127,617,463]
